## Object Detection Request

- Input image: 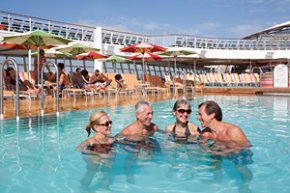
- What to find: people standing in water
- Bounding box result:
[116,100,159,142]
[197,100,251,150]
[165,99,200,143]
[76,111,115,189]
[76,111,115,154]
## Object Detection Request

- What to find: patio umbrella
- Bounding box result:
[120,42,167,83]
[3,30,71,47]
[120,42,167,53]
[102,55,130,72]
[3,30,71,82]
[0,24,7,30]
[129,52,163,61]
[75,51,108,60]
[35,49,70,58]
[158,48,197,98]
[130,52,163,82]
[57,43,100,55]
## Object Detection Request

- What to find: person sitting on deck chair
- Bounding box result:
[90,69,112,90]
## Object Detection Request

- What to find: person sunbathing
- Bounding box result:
[5,67,40,95]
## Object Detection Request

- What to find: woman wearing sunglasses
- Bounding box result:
[166,99,200,143]
[76,111,115,155]
[76,111,115,189]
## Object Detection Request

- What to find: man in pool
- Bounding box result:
[197,100,251,150]
[116,100,159,142]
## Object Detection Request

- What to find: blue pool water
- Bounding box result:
[0,95,290,193]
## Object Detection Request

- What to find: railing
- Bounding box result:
[40,61,59,116]
[0,58,20,120]
[2,10,290,51]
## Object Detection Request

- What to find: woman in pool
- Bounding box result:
[76,111,115,189]
[165,99,200,143]
[76,111,115,156]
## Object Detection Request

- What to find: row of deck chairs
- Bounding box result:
[185,73,260,87]
[66,73,171,99]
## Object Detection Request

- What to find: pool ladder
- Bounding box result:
[0,59,60,120]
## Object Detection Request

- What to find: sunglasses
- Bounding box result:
[97,120,112,127]
[176,109,192,114]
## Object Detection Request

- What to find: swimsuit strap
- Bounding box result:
[172,122,190,140]
[184,122,191,138]
[172,123,177,139]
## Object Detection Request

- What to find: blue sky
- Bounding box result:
[2,0,290,38]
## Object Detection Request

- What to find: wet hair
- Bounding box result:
[135,100,151,114]
[198,100,223,121]
[57,63,65,70]
[95,69,100,73]
[115,74,122,81]
[85,111,107,137]
[172,99,191,111]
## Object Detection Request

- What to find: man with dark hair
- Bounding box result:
[198,100,251,149]
[89,69,112,89]
[71,67,85,88]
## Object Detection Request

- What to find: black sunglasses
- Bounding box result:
[176,109,192,114]
[97,120,112,127]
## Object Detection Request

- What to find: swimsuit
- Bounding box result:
[85,142,115,154]
[172,122,191,143]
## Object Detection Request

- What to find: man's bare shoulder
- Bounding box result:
[119,122,139,135]
[223,122,243,133]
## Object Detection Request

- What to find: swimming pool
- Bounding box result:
[0,95,289,193]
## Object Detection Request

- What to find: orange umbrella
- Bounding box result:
[75,51,108,60]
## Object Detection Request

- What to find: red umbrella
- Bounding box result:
[120,42,167,83]
[130,52,163,61]
[75,51,108,60]
[130,53,163,82]
[0,24,7,30]
[120,42,167,53]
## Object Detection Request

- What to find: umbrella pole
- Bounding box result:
[37,47,40,84]
[28,49,32,82]
[142,53,145,84]
[173,56,177,99]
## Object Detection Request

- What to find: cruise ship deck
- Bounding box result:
[1,10,290,119]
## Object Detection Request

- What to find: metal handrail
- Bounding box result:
[40,61,59,116]
[0,58,20,120]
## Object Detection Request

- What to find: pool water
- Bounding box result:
[0,95,290,193]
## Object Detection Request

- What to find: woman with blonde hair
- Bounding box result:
[76,111,115,189]
[76,111,115,155]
